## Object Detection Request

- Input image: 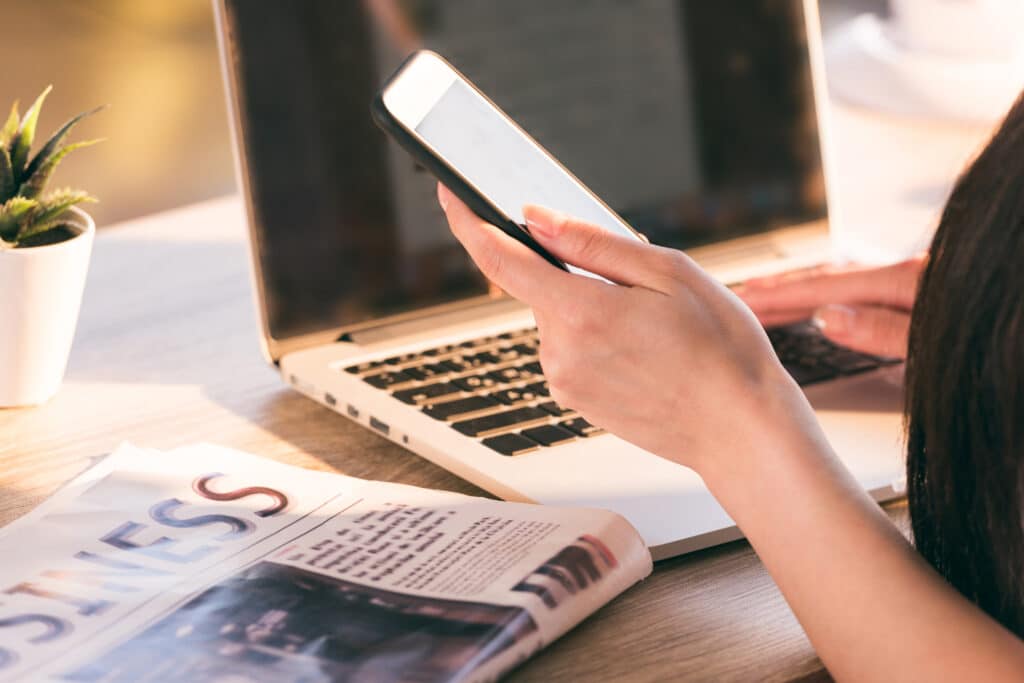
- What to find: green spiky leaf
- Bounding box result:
[12,189,92,243]
[0,147,12,202]
[0,101,19,150]
[12,212,89,244]
[33,186,94,220]
[0,87,103,246]
[10,85,52,177]
[14,188,94,242]
[24,105,104,181]
[18,138,103,200]
[0,195,39,242]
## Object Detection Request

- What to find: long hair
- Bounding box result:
[905,91,1024,635]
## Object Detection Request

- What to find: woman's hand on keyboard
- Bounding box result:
[437,183,819,475]
[735,256,926,359]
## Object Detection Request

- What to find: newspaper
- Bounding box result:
[0,443,652,682]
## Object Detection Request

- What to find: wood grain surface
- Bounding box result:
[0,196,909,681]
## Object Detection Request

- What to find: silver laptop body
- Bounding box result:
[214,0,904,560]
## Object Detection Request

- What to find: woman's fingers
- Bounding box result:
[438,184,583,308]
[812,304,910,359]
[439,189,822,478]
[444,183,915,363]
[522,204,695,293]
[749,303,910,360]
[738,256,925,314]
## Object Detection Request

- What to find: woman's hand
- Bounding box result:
[438,184,1024,681]
[735,256,926,359]
[437,183,818,476]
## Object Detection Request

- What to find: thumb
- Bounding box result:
[812,304,909,359]
[522,204,690,291]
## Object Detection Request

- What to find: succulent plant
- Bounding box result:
[0,86,102,248]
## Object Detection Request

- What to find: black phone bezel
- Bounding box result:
[371,51,571,272]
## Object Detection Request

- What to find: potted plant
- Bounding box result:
[0,86,102,406]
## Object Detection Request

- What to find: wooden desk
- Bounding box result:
[0,196,907,682]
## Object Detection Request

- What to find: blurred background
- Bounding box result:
[0,1,234,226]
[0,0,892,228]
[6,0,1020,258]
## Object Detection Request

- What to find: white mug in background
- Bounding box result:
[823,0,1024,263]
[889,0,1024,61]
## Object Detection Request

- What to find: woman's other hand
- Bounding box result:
[735,256,926,359]
[437,183,819,476]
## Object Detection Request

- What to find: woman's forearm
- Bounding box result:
[700,381,1024,681]
[435,192,1024,679]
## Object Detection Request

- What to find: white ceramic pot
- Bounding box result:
[0,207,94,407]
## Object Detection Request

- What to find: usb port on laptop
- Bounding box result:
[369,416,390,435]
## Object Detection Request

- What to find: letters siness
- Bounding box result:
[0,473,289,671]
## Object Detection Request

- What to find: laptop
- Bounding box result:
[214,0,905,560]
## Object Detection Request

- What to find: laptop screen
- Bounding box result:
[220,0,826,343]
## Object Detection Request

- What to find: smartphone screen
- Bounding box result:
[381,51,643,278]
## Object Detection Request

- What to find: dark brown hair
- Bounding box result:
[905,90,1024,635]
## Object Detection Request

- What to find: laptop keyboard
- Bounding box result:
[768,321,901,386]
[344,323,898,457]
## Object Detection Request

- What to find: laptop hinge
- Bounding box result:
[344,297,528,346]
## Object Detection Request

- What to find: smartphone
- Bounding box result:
[371,50,646,278]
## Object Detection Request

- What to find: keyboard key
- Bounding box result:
[467,351,502,365]
[560,417,605,438]
[493,346,524,363]
[522,361,543,374]
[364,370,415,389]
[423,395,501,421]
[344,360,384,374]
[451,373,500,392]
[510,343,539,357]
[802,338,835,354]
[497,328,535,341]
[521,424,577,446]
[483,433,540,456]
[384,353,419,366]
[392,382,461,405]
[423,343,459,357]
[490,388,539,406]
[441,355,490,372]
[487,365,539,384]
[402,363,449,381]
[453,407,550,437]
[440,358,471,373]
[524,381,550,397]
[794,353,829,368]
[825,350,882,374]
[538,400,572,417]
[460,336,496,349]
[767,321,891,387]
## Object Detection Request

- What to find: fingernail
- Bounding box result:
[523,205,561,239]
[812,304,856,336]
[437,183,450,210]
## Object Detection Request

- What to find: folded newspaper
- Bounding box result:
[0,443,652,682]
